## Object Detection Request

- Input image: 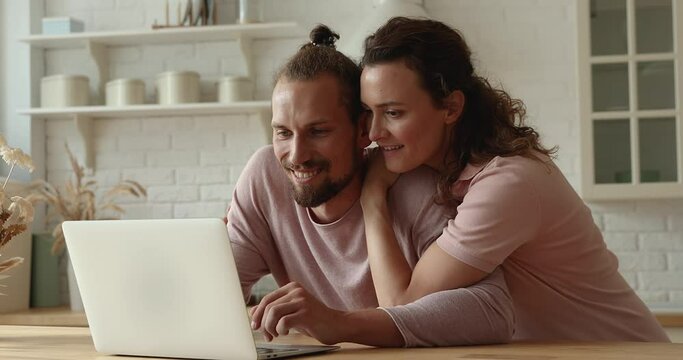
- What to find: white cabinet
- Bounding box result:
[19,22,303,168]
[578,0,683,199]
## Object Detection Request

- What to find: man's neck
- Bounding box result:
[309,174,363,224]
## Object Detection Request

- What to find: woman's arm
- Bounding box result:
[362,195,487,306]
[249,269,513,347]
[361,153,487,307]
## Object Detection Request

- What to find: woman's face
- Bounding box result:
[361,61,459,173]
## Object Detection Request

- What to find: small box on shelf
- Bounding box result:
[41,17,84,35]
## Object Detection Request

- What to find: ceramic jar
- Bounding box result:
[106,78,145,106]
[40,74,89,107]
[218,76,253,103]
[156,71,200,104]
[238,0,262,24]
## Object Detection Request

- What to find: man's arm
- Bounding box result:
[250,268,514,347]
[227,147,278,300]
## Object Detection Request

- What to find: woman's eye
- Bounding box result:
[311,128,329,136]
[386,109,402,118]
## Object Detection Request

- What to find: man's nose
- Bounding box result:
[288,136,311,166]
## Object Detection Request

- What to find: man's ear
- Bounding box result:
[444,90,465,125]
[356,112,372,148]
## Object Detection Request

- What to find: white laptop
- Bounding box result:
[62,218,339,360]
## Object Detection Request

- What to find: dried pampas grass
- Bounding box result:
[27,144,146,255]
[0,133,35,290]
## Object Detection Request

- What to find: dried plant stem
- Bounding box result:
[0,223,27,248]
[27,143,146,255]
[2,162,14,190]
[0,257,24,273]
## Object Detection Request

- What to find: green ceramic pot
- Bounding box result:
[29,233,61,307]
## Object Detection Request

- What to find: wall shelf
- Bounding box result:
[18,102,272,169]
[18,101,271,119]
[19,22,301,48]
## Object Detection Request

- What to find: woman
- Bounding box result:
[359,17,669,342]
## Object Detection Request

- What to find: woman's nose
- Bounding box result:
[368,118,386,142]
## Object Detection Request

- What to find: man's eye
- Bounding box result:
[275,130,291,138]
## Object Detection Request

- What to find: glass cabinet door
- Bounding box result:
[586,0,679,193]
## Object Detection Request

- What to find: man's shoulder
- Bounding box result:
[242,145,282,180]
[237,145,289,195]
[249,145,279,168]
[388,165,445,216]
[391,165,439,194]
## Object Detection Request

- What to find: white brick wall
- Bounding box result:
[39,0,683,309]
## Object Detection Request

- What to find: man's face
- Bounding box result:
[271,75,367,208]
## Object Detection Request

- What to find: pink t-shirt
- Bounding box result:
[436,154,669,341]
[228,146,515,347]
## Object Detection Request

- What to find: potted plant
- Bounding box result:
[27,144,146,310]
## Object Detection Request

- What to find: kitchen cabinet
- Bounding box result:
[578,0,683,199]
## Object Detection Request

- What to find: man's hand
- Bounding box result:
[249,282,347,345]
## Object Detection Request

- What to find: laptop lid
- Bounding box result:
[63,218,334,360]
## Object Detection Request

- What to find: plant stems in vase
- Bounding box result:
[0,134,35,301]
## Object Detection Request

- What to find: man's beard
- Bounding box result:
[282,153,360,208]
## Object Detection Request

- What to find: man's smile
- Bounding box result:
[290,168,322,183]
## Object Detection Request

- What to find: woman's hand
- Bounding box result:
[361,148,399,208]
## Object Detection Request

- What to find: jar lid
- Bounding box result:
[106,78,145,87]
[156,71,200,79]
[41,74,89,82]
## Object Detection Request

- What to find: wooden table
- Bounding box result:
[1,325,682,360]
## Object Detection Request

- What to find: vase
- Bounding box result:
[65,253,84,312]
[29,233,61,308]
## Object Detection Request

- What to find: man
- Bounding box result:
[227,25,513,347]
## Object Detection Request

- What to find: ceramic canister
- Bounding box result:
[105,78,145,106]
[40,74,89,107]
[218,76,253,103]
[156,71,200,104]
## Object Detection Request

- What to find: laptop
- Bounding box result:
[62,218,339,360]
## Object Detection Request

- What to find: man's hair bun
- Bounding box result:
[309,24,339,48]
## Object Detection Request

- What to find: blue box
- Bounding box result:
[42,17,84,35]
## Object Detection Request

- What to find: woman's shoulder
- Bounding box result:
[478,152,557,181]
[457,153,561,200]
